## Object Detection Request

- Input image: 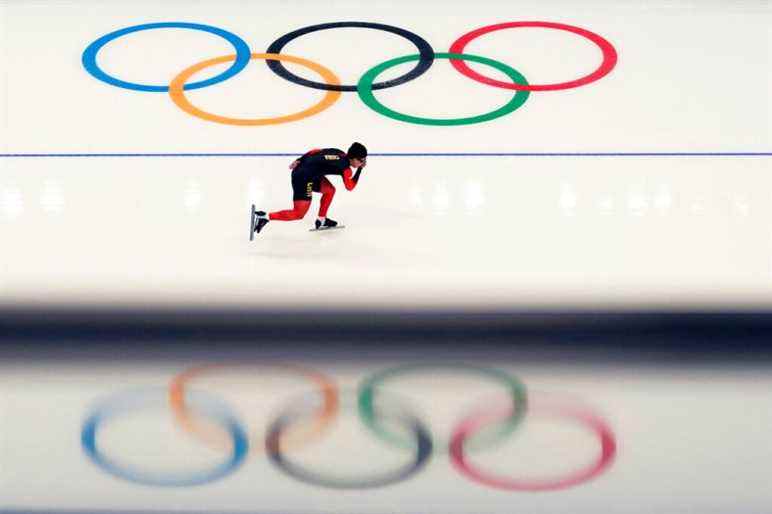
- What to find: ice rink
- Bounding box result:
[1,0,770,309]
[1,0,771,513]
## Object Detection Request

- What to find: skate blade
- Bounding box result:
[309,225,346,232]
[250,204,256,241]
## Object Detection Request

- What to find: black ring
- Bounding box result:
[266,397,433,489]
[265,22,435,92]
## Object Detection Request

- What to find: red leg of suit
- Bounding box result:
[269,200,310,221]
[318,177,336,217]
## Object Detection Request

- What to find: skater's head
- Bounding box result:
[347,142,367,168]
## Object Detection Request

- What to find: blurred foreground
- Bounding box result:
[2,312,771,513]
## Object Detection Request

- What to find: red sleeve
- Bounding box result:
[341,167,357,191]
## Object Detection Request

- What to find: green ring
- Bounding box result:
[357,363,528,453]
[357,52,530,126]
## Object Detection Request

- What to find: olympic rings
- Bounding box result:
[449,397,617,491]
[358,363,527,451]
[82,22,251,92]
[449,21,618,92]
[169,362,339,453]
[265,22,435,92]
[267,391,433,489]
[81,387,248,487]
[80,363,616,491]
[83,20,617,125]
[169,53,342,126]
[358,53,530,126]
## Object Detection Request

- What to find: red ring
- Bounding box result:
[449,401,617,491]
[449,21,618,91]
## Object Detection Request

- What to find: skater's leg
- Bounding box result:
[318,177,336,218]
[269,200,311,221]
[313,178,339,229]
[253,170,313,235]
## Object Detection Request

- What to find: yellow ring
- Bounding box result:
[169,53,341,126]
[169,362,340,454]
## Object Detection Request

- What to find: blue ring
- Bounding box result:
[81,388,248,487]
[82,22,251,92]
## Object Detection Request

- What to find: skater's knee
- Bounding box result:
[294,201,311,218]
[320,178,336,195]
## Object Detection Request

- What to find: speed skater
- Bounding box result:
[253,142,367,234]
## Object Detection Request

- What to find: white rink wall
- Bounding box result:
[2,358,771,514]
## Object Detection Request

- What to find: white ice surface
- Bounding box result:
[1,0,771,309]
[3,155,772,309]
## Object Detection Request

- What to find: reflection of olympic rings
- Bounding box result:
[169,53,341,126]
[81,387,248,487]
[82,20,618,126]
[266,22,435,92]
[169,362,339,452]
[267,391,433,489]
[358,363,527,452]
[81,364,616,492]
[450,397,617,491]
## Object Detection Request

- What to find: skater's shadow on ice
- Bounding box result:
[248,204,441,266]
[251,231,427,269]
[250,233,382,264]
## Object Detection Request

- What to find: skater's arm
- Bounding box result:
[341,167,361,191]
[352,166,363,183]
